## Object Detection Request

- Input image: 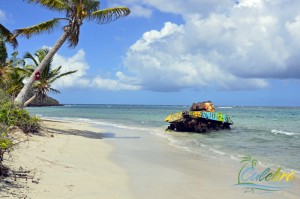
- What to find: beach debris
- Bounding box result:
[165,101,233,133]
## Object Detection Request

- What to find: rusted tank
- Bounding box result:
[165,101,233,133]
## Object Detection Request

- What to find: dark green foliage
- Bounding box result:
[0,36,8,65]
[7,107,41,133]
[0,91,12,176]
[0,131,12,176]
[0,89,41,176]
[0,132,13,162]
[0,90,41,133]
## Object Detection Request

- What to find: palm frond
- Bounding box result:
[6,51,25,68]
[22,65,35,76]
[90,7,130,24]
[14,18,62,38]
[23,51,39,66]
[35,48,49,64]
[49,70,77,83]
[0,23,18,48]
[49,65,62,78]
[83,0,100,14]
[49,87,61,94]
[26,0,68,12]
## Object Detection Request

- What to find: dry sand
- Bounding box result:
[1,120,299,199]
[1,120,133,199]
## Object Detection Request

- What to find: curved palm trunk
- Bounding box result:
[14,29,70,108]
[24,93,37,107]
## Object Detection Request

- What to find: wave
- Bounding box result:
[208,148,226,155]
[40,116,151,131]
[218,106,234,109]
[271,129,299,136]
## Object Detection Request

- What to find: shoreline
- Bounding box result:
[1,120,133,199]
[1,119,299,198]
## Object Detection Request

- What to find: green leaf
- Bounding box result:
[90,7,131,24]
[14,18,62,38]
[26,0,68,11]
[0,23,18,48]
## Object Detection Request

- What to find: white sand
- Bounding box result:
[1,120,133,199]
[1,120,299,199]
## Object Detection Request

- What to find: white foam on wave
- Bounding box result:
[42,116,150,131]
[218,106,234,109]
[208,148,226,155]
[271,129,299,136]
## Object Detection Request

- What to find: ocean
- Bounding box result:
[26,104,300,174]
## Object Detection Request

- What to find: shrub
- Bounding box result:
[0,96,41,133]
[0,90,41,176]
[0,131,13,176]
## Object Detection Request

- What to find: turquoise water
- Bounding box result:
[26,105,300,173]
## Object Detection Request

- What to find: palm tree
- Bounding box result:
[0,23,18,48]
[1,25,19,91]
[13,0,130,107]
[0,49,25,93]
[23,48,77,107]
[5,69,26,99]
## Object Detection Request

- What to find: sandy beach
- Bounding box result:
[1,120,299,199]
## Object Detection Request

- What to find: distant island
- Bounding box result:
[26,92,61,107]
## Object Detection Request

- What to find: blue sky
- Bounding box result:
[1,0,300,106]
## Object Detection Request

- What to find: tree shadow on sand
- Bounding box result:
[46,128,141,140]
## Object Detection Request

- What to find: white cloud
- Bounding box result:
[50,49,139,91]
[130,4,153,18]
[38,0,300,92]
[93,74,140,91]
[0,10,6,22]
[114,0,300,91]
[124,22,268,91]
[52,49,90,88]
[286,16,300,44]
[236,0,263,9]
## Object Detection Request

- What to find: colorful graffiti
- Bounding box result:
[165,111,233,124]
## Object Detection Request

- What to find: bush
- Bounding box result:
[0,131,13,176]
[0,97,41,133]
[0,90,41,176]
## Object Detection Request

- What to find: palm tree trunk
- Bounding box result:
[24,93,37,107]
[14,29,70,108]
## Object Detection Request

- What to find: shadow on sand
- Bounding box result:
[46,127,141,140]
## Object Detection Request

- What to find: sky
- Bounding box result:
[1,0,300,106]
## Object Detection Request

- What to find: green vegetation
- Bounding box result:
[14,0,130,107]
[0,91,41,133]
[0,132,13,176]
[0,89,41,176]
[0,0,131,178]
[23,48,77,107]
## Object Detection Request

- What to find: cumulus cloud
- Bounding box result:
[34,0,300,92]
[111,0,300,91]
[51,49,90,88]
[93,72,141,91]
[49,49,139,91]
